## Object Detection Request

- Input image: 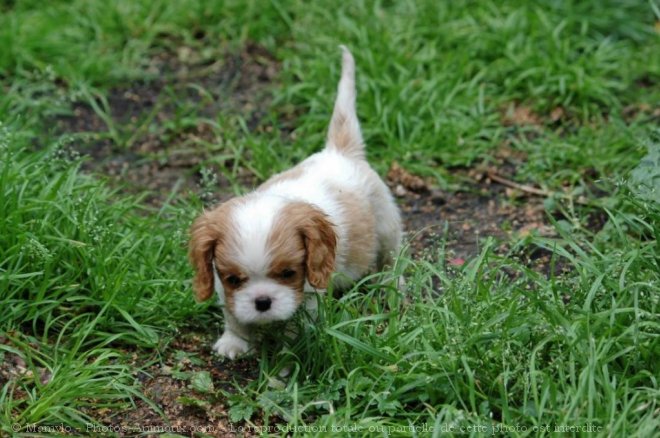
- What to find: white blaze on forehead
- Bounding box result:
[230,195,286,274]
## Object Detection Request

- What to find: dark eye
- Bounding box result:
[279,269,296,279]
[225,275,243,287]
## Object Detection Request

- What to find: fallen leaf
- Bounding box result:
[387,161,429,192]
[449,258,465,266]
[502,104,541,127]
[550,107,565,122]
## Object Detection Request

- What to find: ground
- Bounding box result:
[1,1,659,437]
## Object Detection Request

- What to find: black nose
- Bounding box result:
[255,297,272,312]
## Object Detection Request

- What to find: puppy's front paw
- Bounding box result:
[212,332,250,359]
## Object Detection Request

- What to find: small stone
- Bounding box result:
[394,184,407,197]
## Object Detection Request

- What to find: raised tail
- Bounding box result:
[326,46,365,160]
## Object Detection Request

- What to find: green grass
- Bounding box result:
[1,0,659,436]
[0,125,198,426]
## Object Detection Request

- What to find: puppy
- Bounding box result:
[189,46,402,359]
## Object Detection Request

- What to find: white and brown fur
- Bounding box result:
[189,47,402,359]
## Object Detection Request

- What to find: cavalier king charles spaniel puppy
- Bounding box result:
[189,47,402,359]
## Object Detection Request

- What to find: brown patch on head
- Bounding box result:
[188,200,241,302]
[271,202,337,290]
[258,164,306,192]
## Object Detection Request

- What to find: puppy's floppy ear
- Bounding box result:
[292,203,337,289]
[189,212,220,302]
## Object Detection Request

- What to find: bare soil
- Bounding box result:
[53,42,277,206]
[44,43,563,436]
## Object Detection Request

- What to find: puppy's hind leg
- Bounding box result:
[372,190,405,291]
[375,205,403,271]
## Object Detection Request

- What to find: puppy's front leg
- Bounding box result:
[211,268,251,359]
[212,308,252,359]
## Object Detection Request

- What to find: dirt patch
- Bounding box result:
[93,330,260,438]
[0,335,52,406]
[52,42,277,205]
[392,172,552,261]
[500,102,568,127]
[386,156,555,266]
